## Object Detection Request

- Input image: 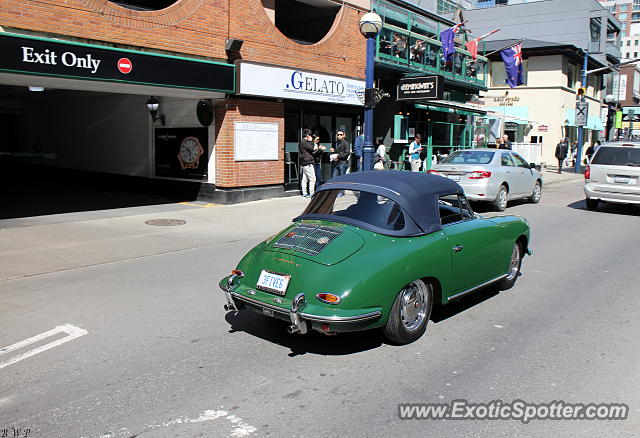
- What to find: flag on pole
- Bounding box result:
[465,29,500,60]
[500,42,524,88]
[440,22,464,63]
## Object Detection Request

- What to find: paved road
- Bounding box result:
[1,177,638,437]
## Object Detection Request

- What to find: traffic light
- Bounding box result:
[577,87,586,97]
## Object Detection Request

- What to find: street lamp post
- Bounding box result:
[359,12,383,171]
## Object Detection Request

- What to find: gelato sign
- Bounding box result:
[397,75,444,100]
[238,62,365,106]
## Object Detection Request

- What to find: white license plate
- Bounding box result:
[447,174,461,182]
[256,270,290,295]
[614,176,630,184]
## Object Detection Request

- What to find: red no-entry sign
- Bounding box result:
[117,58,132,74]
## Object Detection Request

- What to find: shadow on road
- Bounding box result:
[224,284,504,356]
[224,311,384,357]
[568,198,640,216]
[470,199,529,214]
[431,284,501,323]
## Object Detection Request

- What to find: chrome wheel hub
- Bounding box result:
[400,281,428,332]
[532,184,541,201]
[499,189,508,209]
[506,244,521,281]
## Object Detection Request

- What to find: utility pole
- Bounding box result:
[575,51,588,174]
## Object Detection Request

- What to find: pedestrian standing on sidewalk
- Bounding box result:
[499,134,512,150]
[555,137,569,174]
[408,134,424,172]
[353,133,364,172]
[298,129,317,198]
[330,130,350,178]
[312,134,326,190]
[374,136,387,170]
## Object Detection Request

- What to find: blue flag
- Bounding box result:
[500,43,524,88]
[440,23,462,63]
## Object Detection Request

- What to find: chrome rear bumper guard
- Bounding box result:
[220,285,381,334]
[222,273,243,312]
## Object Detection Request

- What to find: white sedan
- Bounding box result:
[429,149,543,211]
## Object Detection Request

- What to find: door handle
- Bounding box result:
[452,245,464,253]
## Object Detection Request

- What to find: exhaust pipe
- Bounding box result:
[287,324,301,334]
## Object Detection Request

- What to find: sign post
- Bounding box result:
[575,50,588,173]
[575,102,588,127]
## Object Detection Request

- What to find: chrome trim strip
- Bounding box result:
[230,293,381,323]
[298,311,382,323]
[231,293,289,315]
[447,274,508,301]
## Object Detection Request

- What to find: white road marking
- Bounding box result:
[0,324,88,370]
[98,409,257,437]
[148,410,257,437]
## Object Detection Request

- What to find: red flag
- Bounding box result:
[465,29,500,60]
[465,39,479,60]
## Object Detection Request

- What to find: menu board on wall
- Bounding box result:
[234,122,279,161]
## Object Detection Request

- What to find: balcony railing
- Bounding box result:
[376,24,488,89]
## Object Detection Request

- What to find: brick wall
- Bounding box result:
[0,0,367,78]
[1,0,368,189]
[215,99,284,188]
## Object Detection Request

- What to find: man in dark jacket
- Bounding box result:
[499,134,512,150]
[331,130,350,178]
[298,129,317,197]
[555,137,569,174]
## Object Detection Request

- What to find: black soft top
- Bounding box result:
[298,170,464,236]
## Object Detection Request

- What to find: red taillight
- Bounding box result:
[316,293,342,304]
[584,165,590,179]
[468,171,492,179]
[427,170,443,176]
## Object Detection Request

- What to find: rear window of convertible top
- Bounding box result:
[301,190,406,231]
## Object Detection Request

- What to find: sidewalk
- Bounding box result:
[0,170,583,283]
[539,165,585,186]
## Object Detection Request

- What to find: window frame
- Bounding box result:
[437,193,475,227]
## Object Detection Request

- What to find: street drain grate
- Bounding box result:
[145,219,186,226]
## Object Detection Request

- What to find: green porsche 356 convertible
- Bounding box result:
[220,171,531,344]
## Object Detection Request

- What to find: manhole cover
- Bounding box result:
[145,219,186,226]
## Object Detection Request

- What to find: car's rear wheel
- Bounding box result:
[586,198,599,210]
[498,241,523,290]
[492,185,508,211]
[529,181,542,203]
[384,279,433,345]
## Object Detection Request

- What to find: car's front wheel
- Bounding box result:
[529,180,542,203]
[586,198,599,210]
[498,241,523,290]
[492,184,508,211]
[384,279,433,345]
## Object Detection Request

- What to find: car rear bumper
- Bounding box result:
[459,180,499,201]
[584,184,640,204]
[219,276,382,334]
